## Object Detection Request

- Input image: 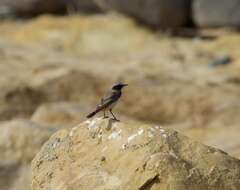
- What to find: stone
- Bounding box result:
[0,0,66,16]
[193,0,240,27]
[31,118,240,190]
[67,0,100,13]
[31,102,87,127]
[0,119,53,163]
[209,55,232,67]
[0,0,99,17]
[0,119,54,190]
[96,0,191,28]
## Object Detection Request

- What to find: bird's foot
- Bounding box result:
[103,116,109,119]
[112,118,120,122]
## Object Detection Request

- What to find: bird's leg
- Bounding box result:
[110,109,120,121]
[103,109,108,119]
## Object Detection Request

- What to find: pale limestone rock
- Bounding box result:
[32,118,240,190]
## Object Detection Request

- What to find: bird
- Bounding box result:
[86,83,128,121]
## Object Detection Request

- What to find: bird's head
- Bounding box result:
[112,83,128,90]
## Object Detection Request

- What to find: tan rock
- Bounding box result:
[32,118,240,190]
[8,165,31,190]
[0,119,54,190]
[31,102,86,127]
[0,119,53,163]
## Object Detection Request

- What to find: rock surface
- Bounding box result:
[0,119,55,190]
[0,0,99,17]
[96,0,191,27]
[193,0,240,27]
[68,0,100,13]
[32,118,240,190]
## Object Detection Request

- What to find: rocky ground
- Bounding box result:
[0,13,240,190]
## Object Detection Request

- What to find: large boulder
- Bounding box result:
[68,0,101,13]
[0,0,99,17]
[96,0,191,28]
[32,118,240,190]
[0,119,54,190]
[0,0,66,16]
[193,0,240,27]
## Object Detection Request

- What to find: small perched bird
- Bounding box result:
[87,83,128,121]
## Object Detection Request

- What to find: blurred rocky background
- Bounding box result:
[0,0,240,190]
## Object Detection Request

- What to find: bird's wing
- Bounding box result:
[97,90,120,109]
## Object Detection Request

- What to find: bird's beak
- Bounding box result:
[122,84,128,87]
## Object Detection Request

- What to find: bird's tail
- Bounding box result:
[86,110,99,118]
[86,111,97,118]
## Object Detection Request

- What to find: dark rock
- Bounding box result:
[96,0,191,28]
[0,0,66,16]
[193,0,240,27]
[209,55,232,67]
[67,0,101,13]
[0,0,100,17]
[1,86,46,120]
[0,5,15,18]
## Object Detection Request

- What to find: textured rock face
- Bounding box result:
[0,120,54,190]
[96,0,191,27]
[32,118,240,190]
[193,0,240,27]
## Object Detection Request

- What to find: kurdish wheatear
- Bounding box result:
[86,83,128,121]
